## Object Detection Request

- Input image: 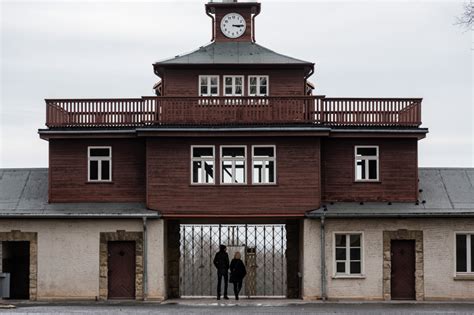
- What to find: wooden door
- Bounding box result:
[107,241,136,299]
[390,240,416,300]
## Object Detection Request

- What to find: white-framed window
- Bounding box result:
[88,146,112,182]
[248,75,269,96]
[191,146,215,184]
[455,233,474,274]
[355,146,379,181]
[224,75,244,96]
[252,145,276,184]
[221,146,246,184]
[199,75,219,96]
[334,233,363,276]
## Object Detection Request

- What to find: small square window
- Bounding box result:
[224,76,243,96]
[248,76,269,96]
[199,76,219,96]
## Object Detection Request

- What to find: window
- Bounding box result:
[456,233,474,274]
[191,146,215,184]
[221,146,246,184]
[355,146,379,181]
[88,147,112,182]
[224,76,244,96]
[248,75,269,96]
[199,75,219,96]
[252,145,276,184]
[334,233,363,276]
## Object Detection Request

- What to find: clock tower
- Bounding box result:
[205,1,261,42]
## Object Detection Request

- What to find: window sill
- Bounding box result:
[354,180,381,184]
[454,274,474,281]
[332,274,366,279]
[85,181,114,184]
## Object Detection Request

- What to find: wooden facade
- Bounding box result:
[49,139,146,203]
[146,137,321,217]
[41,0,427,217]
[321,138,418,202]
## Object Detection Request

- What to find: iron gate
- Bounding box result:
[179,224,287,297]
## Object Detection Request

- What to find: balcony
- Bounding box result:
[45,96,422,128]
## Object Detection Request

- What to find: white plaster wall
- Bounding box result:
[302,218,474,301]
[301,219,321,300]
[0,219,165,300]
[146,219,166,300]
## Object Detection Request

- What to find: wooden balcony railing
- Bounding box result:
[45,96,422,128]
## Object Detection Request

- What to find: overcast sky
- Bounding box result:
[0,0,472,168]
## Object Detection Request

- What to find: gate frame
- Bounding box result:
[383,229,424,301]
[178,223,288,298]
[99,231,143,300]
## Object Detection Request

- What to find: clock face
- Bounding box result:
[220,13,246,39]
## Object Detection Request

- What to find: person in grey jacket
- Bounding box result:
[213,244,229,300]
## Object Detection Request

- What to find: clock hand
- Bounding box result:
[232,24,244,27]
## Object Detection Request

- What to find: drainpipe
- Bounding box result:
[206,8,215,42]
[143,217,148,300]
[320,213,327,301]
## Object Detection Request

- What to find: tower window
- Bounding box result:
[88,146,112,182]
[354,146,379,181]
[248,75,269,96]
[199,75,219,96]
[191,146,215,184]
[252,145,276,184]
[221,146,246,184]
[224,76,244,96]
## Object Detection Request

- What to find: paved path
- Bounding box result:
[1,301,474,315]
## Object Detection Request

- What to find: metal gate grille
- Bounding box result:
[179,224,287,297]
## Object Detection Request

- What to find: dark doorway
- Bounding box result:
[2,241,30,299]
[390,240,416,300]
[107,241,136,299]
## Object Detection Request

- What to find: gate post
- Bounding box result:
[166,220,180,298]
[286,220,301,298]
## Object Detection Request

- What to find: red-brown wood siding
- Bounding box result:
[321,138,418,202]
[162,68,307,97]
[146,137,321,217]
[49,139,146,203]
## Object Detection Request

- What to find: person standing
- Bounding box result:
[229,252,247,300]
[213,244,229,300]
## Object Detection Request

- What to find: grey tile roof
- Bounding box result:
[0,168,159,218]
[308,168,474,218]
[154,42,313,65]
[2,168,472,218]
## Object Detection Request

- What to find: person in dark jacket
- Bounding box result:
[229,251,246,300]
[213,244,229,300]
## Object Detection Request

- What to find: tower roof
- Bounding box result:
[154,42,313,66]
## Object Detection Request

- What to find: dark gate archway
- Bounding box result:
[179,224,287,297]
